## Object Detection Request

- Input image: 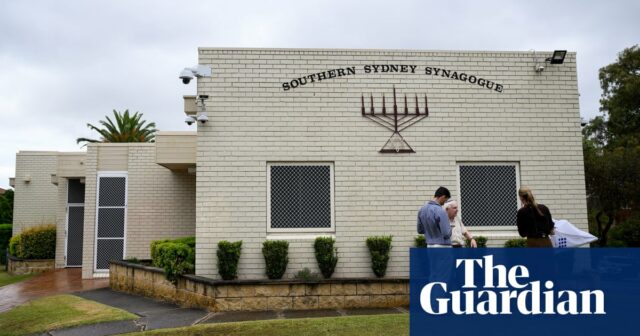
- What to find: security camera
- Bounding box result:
[179,65,212,85]
[184,115,196,125]
[180,69,194,84]
[535,65,545,72]
[197,114,208,124]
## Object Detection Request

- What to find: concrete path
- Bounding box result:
[45,287,406,335]
[0,268,108,313]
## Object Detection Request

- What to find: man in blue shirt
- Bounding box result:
[417,186,452,247]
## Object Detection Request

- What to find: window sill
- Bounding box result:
[266,233,336,240]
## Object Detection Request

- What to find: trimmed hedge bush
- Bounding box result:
[609,215,640,247]
[366,236,392,278]
[466,236,488,248]
[217,240,242,280]
[414,235,427,248]
[8,224,56,259]
[504,238,527,248]
[0,224,11,264]
[314,237,338,278]
[262,240,289,279]
[150,237,195,284]
[150,237,195,267]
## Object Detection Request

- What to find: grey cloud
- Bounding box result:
[1,0,639,188]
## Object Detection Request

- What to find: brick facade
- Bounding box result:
[12,152,58,235]
[81,144,196,278]
[194,48,586,279]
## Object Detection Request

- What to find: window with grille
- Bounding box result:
[267,163,334,232]
[458,163,519,226]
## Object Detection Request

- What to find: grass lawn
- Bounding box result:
[134,313,409,336]
[0,294,137,336]
[0,269,33,287]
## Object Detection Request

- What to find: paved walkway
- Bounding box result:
[48,288,407,335]
[0,268,109,312]
[2,270,406,335]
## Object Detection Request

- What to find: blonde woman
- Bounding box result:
[517,187,554,247]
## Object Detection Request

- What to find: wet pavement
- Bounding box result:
[51,288,407,335]
[2,271,406,335]
[0,268,109,313]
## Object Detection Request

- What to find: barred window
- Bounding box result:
[458,163,519,226]
[268,163,334,232]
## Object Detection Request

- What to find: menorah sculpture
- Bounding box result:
[361,86,429,153]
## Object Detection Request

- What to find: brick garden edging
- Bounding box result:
[7,254,55,275]
[110,260,409,312]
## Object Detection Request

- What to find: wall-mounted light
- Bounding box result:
[547,50,567,64]
[533,50,567,73]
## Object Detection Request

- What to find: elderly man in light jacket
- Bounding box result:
[443,199,477,248]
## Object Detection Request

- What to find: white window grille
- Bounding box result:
[457,163,520,226]
[267,163,335,232]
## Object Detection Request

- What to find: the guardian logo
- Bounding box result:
[420,255,605,315]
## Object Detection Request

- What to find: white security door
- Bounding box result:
[94,173,127,272]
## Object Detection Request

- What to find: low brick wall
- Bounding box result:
[110,260,409,312]
[7,255,55,275]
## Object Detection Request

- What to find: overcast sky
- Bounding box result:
[1,0,638,189]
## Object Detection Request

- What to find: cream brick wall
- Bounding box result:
[126,144,196,258]
[12,152,58,235]
[194,48,587,280]
[55,178,68,268]
[82,146,98,278]
[81,144,196,278]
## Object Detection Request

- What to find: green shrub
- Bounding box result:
[8,224,56,259]
[466,236,488,248]
[366,236,392,278]
[0,224,11,264]
[9,235,19,256]
[150,236,195,267]
[294,267,321,281]
[314,237,338,278]
[504,238,527,248]
[154,242,195,284]
[150,237,195,284]
[217,240,242,280]
[173,236,196,249]
[262,240,289,279]
[609,215,640,247]
[414,235,427,248]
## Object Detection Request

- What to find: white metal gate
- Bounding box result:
[94,173,127,272]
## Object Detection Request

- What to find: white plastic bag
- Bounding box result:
[550,219,598,247]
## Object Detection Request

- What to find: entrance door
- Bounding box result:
[66,179,85,267]
[94,173,127,272]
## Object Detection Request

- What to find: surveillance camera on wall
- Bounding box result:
[184,115,196,125]
[535,65,545,72]
[179,65,212,85]
[179,69,194,84]
[197,114,209,124]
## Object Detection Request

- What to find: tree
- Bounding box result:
[76,109,157,146]
[0,189,14,223]
[598,45,640,147]
[583,45,640,246]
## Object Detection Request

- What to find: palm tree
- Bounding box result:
[77,109,157,146]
